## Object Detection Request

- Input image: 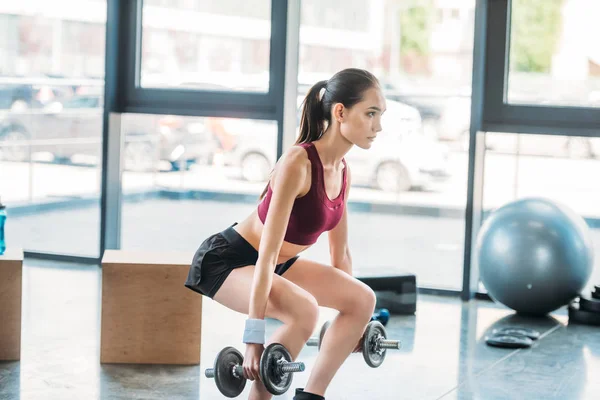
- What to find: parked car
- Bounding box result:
[436,95,600,158]
[0,78,76,111]
[0,94,218,170]
[0,83,36,111]
[346,100,450,192]
[215,98,451,192]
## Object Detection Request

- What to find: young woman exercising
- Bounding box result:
[185,68,386,400]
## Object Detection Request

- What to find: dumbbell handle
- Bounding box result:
[204,360,305,379]
[279,360,306,373]
[307,336,400,350]
[205,366,241,378]
[378,339,401,350]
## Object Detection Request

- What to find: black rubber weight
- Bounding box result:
[260,343,293,396]
[214,347,246,398]
[318,321,331,351]
[593,286,600,300]
[569,301,600,326]
[486,334,533,349]
[363,321,387,368]
[491,327,541,340]
[579,294,600,313]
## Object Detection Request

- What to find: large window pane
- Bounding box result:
[140,0,271,92]
[481,132,600,291]
[296,0,476,289]
[120,114,277,251]
[0,1,106,257]
[507,0,600,107]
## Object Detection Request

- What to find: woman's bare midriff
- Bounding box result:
[233,209,310,265]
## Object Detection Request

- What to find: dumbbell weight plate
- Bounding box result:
[318,320,332,350]
[213,346,246,398]
[363,321,387,368]
[260,343,294,396]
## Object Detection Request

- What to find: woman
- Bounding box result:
[185,68,386,400]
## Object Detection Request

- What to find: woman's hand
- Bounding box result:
[243,343,264,381]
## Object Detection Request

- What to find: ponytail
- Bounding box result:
[296,80,328,144]
[258,69,379,200]
[258,80,329,200]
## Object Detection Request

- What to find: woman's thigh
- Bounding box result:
[212,265,318,324]
[281,259,375,314]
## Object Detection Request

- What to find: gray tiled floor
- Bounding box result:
[1,259,600,400]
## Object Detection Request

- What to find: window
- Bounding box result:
[507,0,600,108]
[481,132,600,290]
[301,0,369,31]
[0,1,106,257]
[140,0,272,92]
[120,113,277,252]
[296,0,477,289]
[62,21,106,78]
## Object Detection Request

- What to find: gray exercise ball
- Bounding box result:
[477,197,594,316]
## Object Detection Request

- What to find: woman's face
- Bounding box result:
[336,87,386,149]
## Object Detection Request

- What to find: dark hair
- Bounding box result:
[259,68,380,200]
[296,68,380,144]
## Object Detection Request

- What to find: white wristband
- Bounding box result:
[243,318,266,344]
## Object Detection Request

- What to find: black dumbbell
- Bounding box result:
[205,343,305,397]
[306,320,400,368]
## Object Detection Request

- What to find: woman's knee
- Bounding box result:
[345,282,376,320]
[270,286,319,339]
[292,293,320,340]
[278,291,319,340]
[358,285,377,319]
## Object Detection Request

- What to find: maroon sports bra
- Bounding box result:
[257,142,347,245]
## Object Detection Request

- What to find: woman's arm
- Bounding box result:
[328,165,352,276]
[249,147,309,320]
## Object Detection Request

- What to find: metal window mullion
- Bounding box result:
[100,0,128,255]
[462,0,488,301]
[281,0,301,155]
[482,0,509,124]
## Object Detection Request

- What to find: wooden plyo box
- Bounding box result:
[100,250,202,364]
[0,248,23,361]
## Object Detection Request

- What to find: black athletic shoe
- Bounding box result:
[293,388,325,400]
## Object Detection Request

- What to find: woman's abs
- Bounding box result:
[234,210,310,264]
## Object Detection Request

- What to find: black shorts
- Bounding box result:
[184,223,299,298]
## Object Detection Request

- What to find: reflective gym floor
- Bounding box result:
[1,260,600,400]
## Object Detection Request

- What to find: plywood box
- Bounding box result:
[100,250,202,364]
[0,248,23,361]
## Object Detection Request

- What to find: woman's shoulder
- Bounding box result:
[270,144,312,188]
[280,144,311,171]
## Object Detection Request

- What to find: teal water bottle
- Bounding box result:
[0,197,6,255]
